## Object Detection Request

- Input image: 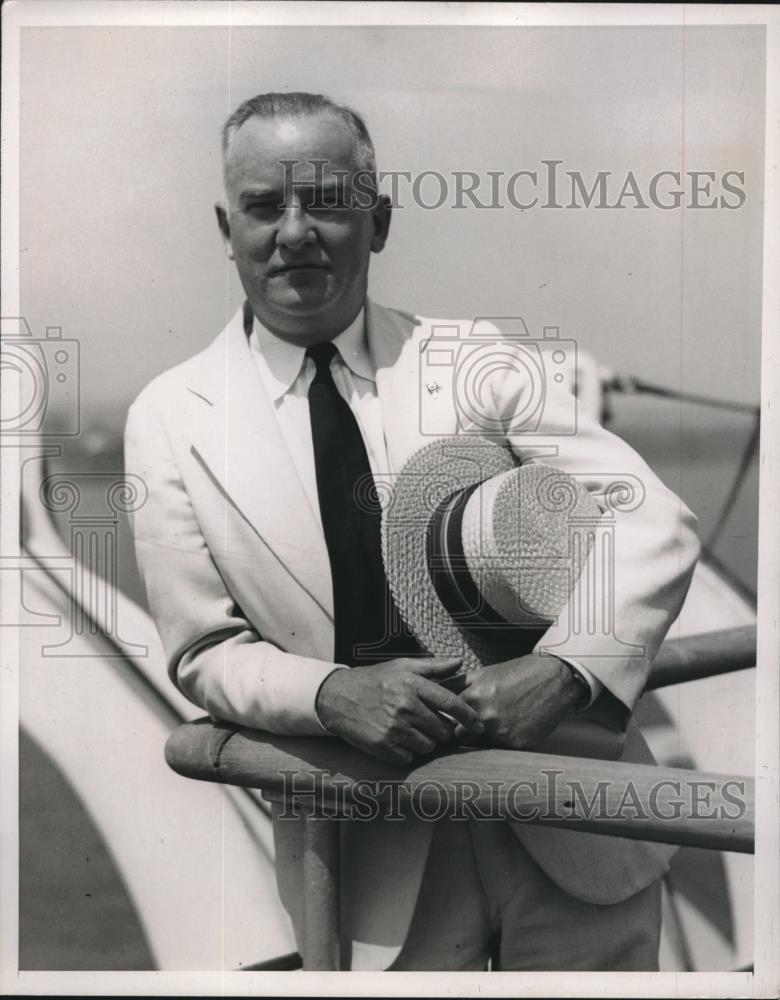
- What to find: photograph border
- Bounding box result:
[1,2,777,997]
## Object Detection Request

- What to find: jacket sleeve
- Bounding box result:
[489,351,700,715]
[124,391,343,734]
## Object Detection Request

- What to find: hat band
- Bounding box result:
[425,485,546,649]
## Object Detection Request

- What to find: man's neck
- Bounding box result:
[246,300,366,348]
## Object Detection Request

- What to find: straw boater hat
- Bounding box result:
[381,436,602,674]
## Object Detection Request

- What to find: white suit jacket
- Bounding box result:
[125,300,700,969]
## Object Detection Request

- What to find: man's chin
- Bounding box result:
[251,291,360,342]
[270,288,331,312]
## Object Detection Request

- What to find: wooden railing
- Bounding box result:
[645,625,756,690]
[164,625,757,970]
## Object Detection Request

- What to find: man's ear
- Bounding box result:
[214,202,234,260]
[370,194,392,254]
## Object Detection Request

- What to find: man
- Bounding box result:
[125,92,700,970]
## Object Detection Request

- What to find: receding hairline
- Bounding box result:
[223,109,362,163]
[221,92,377,176]
[220,113,374,204]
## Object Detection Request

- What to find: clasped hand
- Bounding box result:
[315,652,582,765]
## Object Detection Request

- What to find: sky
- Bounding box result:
[17,24,765,589]
[19,24,764,417]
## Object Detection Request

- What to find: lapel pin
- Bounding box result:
[426,382,441,396]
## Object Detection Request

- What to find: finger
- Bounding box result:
[404,706,454,745]
[410,656,463,678]
[373,743,414,766]
[436,671,468,694]
[417,682,485,734]
[426,711,456,744]
[396,727,438,756]
[453,722,487,746]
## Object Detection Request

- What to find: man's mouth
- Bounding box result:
[271,262,329,275]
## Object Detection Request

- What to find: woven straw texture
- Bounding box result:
[461,463,601,626]
[381,437,602,672]
[382,438,514,670]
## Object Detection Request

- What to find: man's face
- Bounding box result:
[217,113,390,344]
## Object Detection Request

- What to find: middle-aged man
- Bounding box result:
[125,92,700,971]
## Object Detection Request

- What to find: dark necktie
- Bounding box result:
[306,341,419,666]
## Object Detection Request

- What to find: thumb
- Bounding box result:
[412,656,463,678]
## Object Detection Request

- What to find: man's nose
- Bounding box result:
[276,203,315,250]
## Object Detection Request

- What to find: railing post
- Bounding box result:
[263,789,342,970]
[166,718,757,969]
[302,812,341,970]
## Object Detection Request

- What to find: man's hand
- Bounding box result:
[315,657,486,765]
[454,653,583,750]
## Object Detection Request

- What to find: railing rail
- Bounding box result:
[646,625,756,690]
[165,721,754,971]
[166,721,754,854]
[164,625,758,970]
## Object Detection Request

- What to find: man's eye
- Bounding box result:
[246,202,283,219]
[306,201,345,216]
[301,188,350,212]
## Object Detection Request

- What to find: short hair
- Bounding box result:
[221,91,377,178]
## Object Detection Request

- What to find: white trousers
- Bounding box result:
[390,817,662,971]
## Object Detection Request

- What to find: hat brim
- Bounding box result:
[381,436,600,672]
[381,437,520,671]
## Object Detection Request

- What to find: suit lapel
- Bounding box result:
[368,300,460,473]
[368,300,430,473]
[185,306,333,617]
[182,300,451,618]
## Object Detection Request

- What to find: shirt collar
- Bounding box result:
[248,305,371,402]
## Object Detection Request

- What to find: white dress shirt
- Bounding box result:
[249,307,391,524]
[248,307,601,707]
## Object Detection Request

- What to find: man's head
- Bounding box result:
[216,92,391,345]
